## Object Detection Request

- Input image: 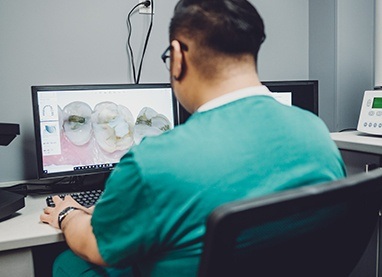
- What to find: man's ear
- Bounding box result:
[171,40,184,81]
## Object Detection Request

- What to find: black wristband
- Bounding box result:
[58,206,79,229]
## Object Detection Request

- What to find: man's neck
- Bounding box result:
[192,70,262,112]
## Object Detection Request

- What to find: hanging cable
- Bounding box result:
[136,0,154,84]
[126,1,154,84]
[126,3,141,84]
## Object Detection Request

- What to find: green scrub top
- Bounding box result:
[91,95,346,277]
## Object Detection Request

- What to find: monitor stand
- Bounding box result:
[0,189,25,221]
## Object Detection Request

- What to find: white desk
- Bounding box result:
[0,131,380,276]
[330,131,382,155]
[330,131,382,174]
[0,195,63,251]
[0,195,63,276]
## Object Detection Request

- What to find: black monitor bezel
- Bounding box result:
[31,83,178,180]
[262,80,318,115]
[178,80,318,124]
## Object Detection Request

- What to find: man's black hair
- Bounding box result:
[169,0,266,60]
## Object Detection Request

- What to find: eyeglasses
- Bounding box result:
[161,41,189,70]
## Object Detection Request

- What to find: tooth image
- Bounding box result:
[45,125,56,134]
[62,101,93,146]
[92,102,135,153]
[134,107,171,144]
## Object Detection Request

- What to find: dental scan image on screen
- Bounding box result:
[33,85,175,177]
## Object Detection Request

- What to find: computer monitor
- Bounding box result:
[31,83,178,180]
[178,80,319,123]
[263,80,318,115]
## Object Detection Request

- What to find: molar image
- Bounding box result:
[134,107,171,144]
[62,102,93,146]
[92,102,135,153]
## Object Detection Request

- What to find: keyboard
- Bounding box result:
[46,189,103,208]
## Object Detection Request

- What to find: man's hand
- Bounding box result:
[39,195,106,265]
[40,195,90,229]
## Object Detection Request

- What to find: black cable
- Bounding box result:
[126,3,142,84]
[339,128,357,132]
[126,1,154,84]
[136,0,154,84]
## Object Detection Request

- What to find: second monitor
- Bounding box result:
[178,80,318,123]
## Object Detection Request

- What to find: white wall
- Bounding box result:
[309,0,375,131]
[376,0,382,87]
[0,0,310,182]
[252,0,309,81]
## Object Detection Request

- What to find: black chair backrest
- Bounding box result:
[198,170,382,277]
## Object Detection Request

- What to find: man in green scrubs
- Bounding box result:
[40,0,346,276]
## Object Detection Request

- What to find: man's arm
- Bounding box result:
[40,195,107,266]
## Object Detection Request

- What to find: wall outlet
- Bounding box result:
[139,1,153,14]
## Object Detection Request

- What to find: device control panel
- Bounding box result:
[357,90,382,135]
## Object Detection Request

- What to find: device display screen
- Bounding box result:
[372,97,382,109]
[32,84,178,179]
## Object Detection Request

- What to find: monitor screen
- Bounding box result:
[263,80,318,115]
[32,83,178,179]
[178,80,318,123]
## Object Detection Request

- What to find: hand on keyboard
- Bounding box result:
[46,189,103,208]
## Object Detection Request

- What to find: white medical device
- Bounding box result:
[357,90,382,135]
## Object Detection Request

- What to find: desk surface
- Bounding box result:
[330,131,382,155]
[0,195,63,252]
[0,130,379,253]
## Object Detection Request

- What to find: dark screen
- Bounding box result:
[178,80,318,124]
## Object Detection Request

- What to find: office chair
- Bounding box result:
[198,170,382,277]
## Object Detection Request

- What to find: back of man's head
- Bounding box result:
[169,0,266,63]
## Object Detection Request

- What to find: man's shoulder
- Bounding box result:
[131,125,193,162]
